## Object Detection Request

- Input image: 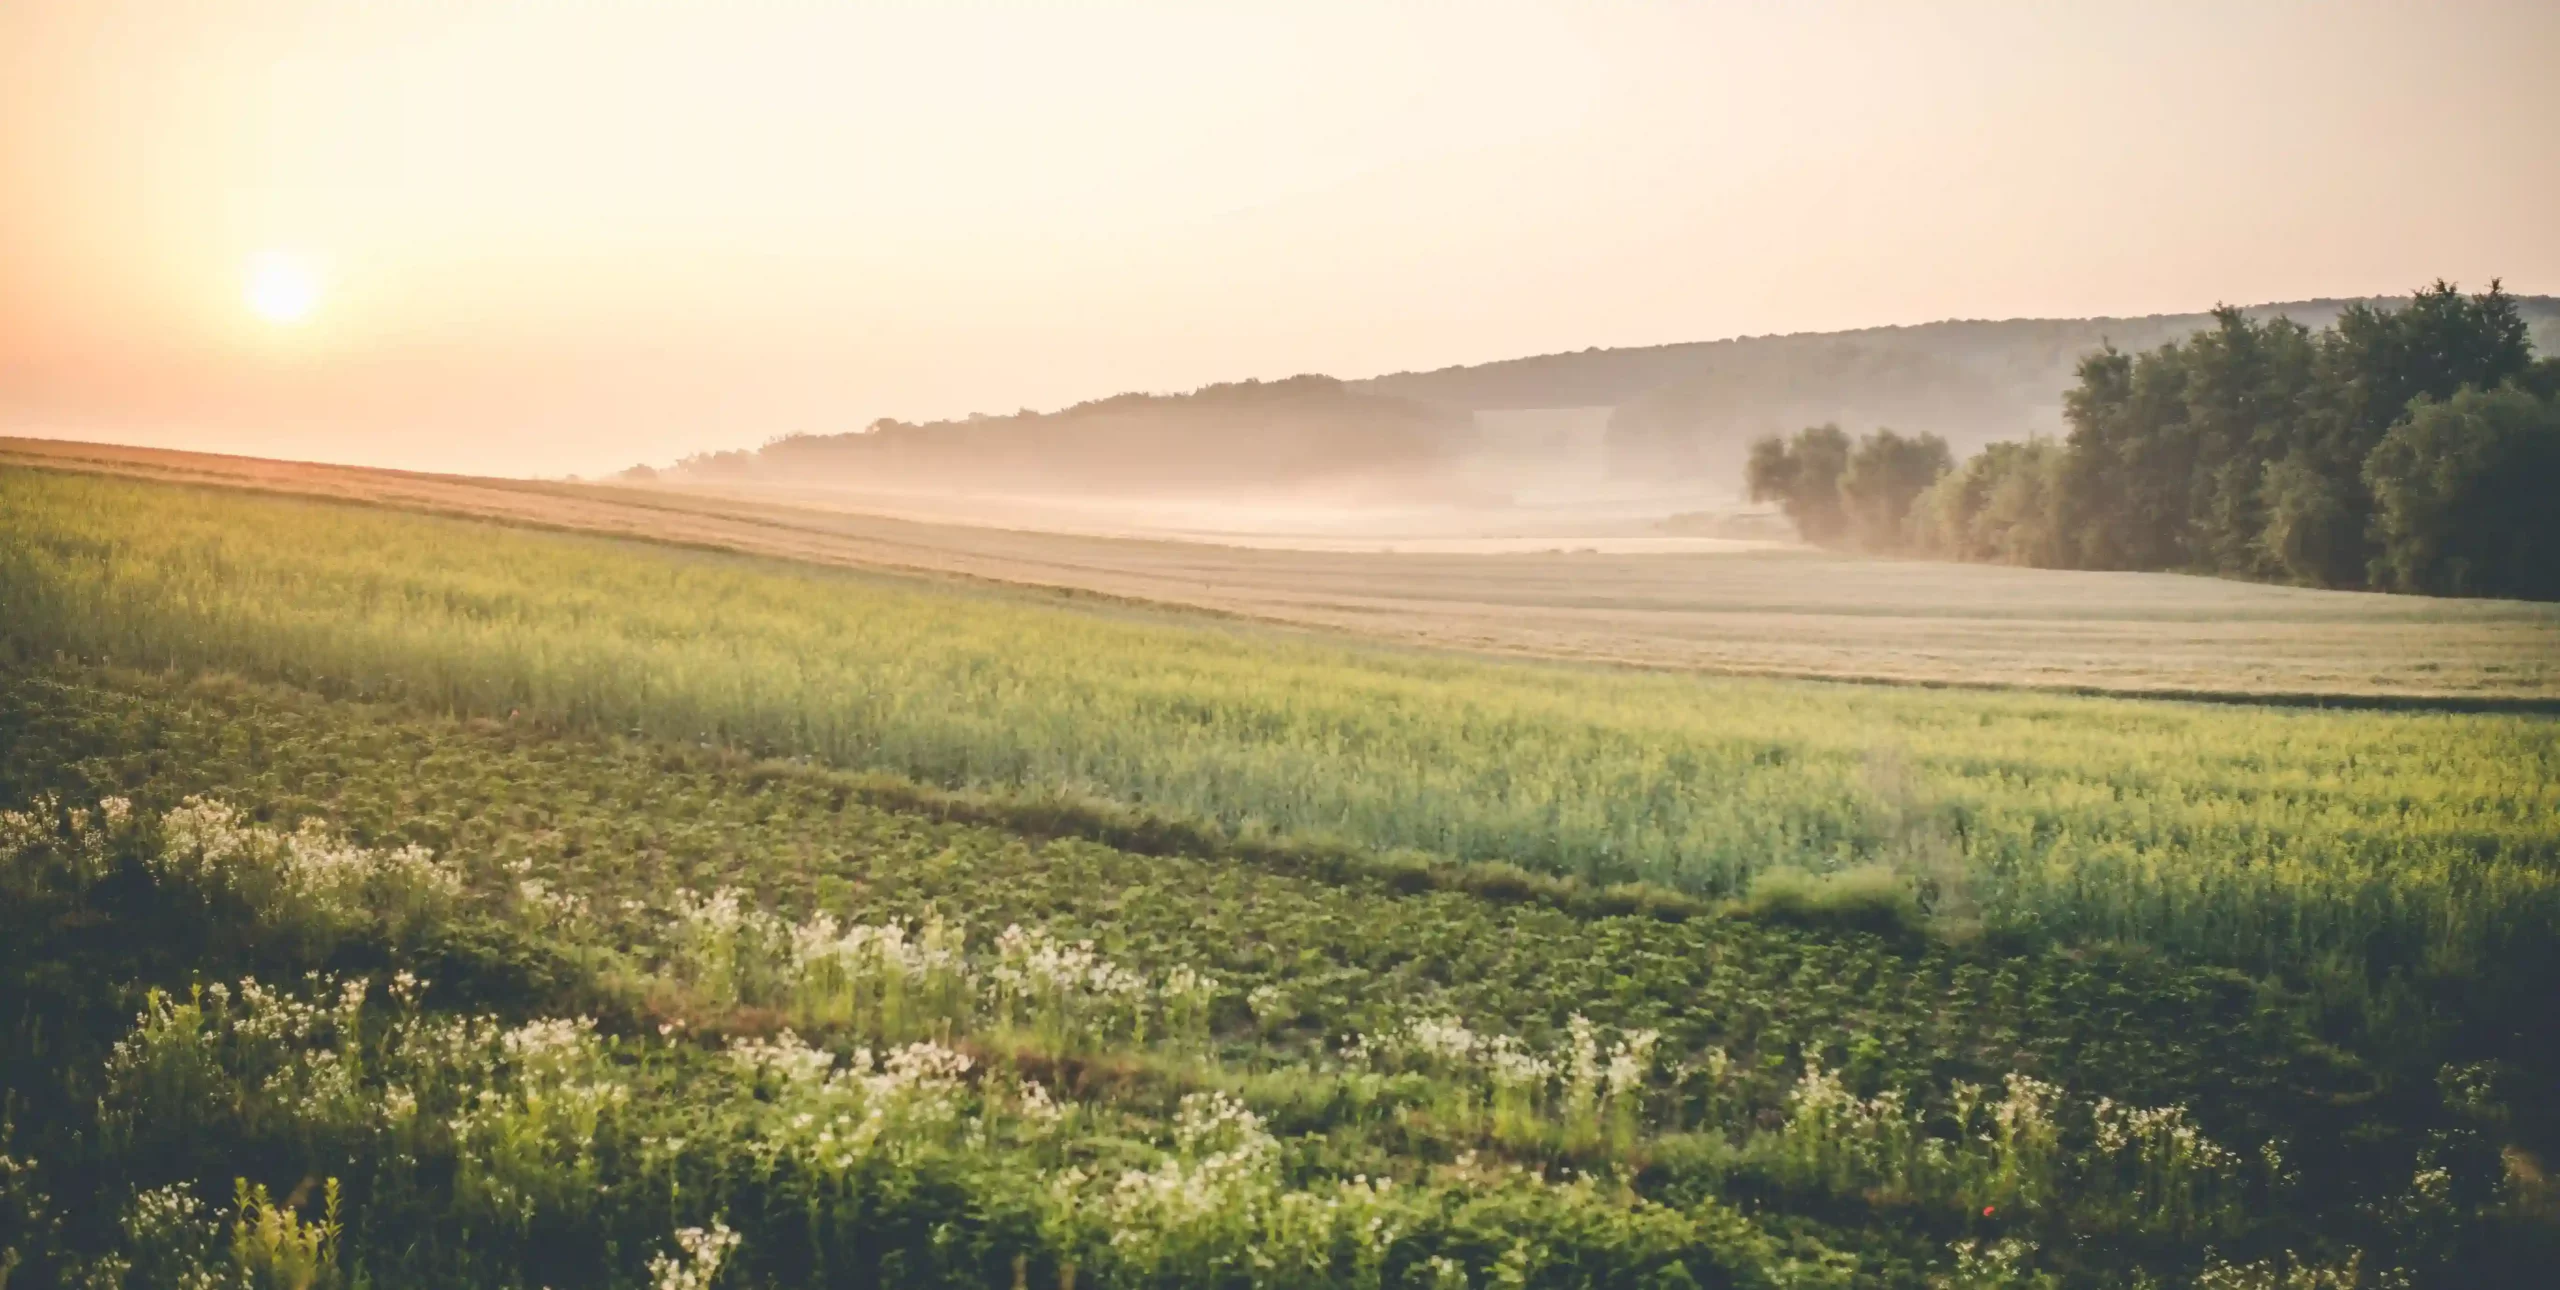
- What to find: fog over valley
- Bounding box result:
[638,295,2560,545]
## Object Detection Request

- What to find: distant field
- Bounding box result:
[6,435,2557,703]
[7,459,2558,1286]
[7,463,2554,968]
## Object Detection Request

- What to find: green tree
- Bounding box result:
[1976,439,2070,566]
[2329,280,2533,450]
[2300,280,2536,578]
[2363,385,2560,599]
[1912,439,2067,565]
[2176,311,2324,576]
[2042,281,2538,592]
[2058,344,2190,570]
[2255,452,2357,586]
[2519,356,2560,403]
[1838,429,1952,551]
[1908,456,1992,559]
[1745,424,1852,544]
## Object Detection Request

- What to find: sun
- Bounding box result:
[244,251,323,325]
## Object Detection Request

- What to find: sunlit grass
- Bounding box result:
[2,465,2553,1003]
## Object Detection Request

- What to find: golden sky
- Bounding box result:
[3,0,2555,476]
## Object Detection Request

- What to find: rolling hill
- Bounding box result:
[1359,296,2560,483]
[662,294,2560,503]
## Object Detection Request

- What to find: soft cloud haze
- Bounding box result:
[3,0,2554,476]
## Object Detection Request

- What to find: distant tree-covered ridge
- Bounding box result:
[1747,282,2560,600]
[1375,294,2560,483]
[667,374,1470,494]
[640,294,2560,501]
[644,293,2560,500]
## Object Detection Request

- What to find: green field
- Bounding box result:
[2,465,2555,1287]
[11,436,2558,703]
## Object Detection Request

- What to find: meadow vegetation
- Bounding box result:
[9,438,2554,703]
[1,466,2555,1285]
[4,468,2552,994]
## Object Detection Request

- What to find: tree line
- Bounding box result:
[1746,282,2560,599]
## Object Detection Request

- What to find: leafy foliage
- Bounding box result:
[2363,386,2560,599]
[1743,427,1951,553]
[1745,426,1854,545]
[1886,282,2560,600]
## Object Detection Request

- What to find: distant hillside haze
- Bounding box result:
[671,375,1472,498]
[662,294,2560,504]
[1360,296,2560,486]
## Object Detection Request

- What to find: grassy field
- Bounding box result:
[1,664,2542,1288]
[1,461,2555,1286]
[8,437,2556,703]
[5,465,2554,982]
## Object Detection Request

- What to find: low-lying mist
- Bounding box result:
[640,384,1778,547]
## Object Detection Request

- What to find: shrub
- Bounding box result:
[1739,864,1922,938]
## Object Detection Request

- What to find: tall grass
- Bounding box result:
[1,685,2534,1285]
[0,797,2376,1287]
[3,467,2555,1003]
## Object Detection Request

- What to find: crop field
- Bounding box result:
[2,462,2556,1287]
[8,437,2556,703]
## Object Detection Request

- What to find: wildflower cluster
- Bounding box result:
[451,1016,632,1226]
[2194,1248,2405,1290]
[506,857,593,926]
[671,888,975,1034]
[0,792,130,883]
[1983,1073,2064,1208]
[1778,1060,1928,1199]
[116,1183,228,1290]
[665,891,1219,1053]
[726,1030,978,1168]
[788,910,970,1038]
[647,1219,740,1290]
[154,797,462,936]
[667,887,784,1007]
[1054,1092,1288,1281]
[991,923,1156,1048]
[2089,1097,2243,1231]
[1773,1061,2252,1233]
[1941,1237,2052,1289]
[1365,1013,1659,1145]
[104,975,378,1147]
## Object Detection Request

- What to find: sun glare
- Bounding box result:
[244,251,322,325]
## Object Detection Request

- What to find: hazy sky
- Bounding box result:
[4,0,2555,476]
